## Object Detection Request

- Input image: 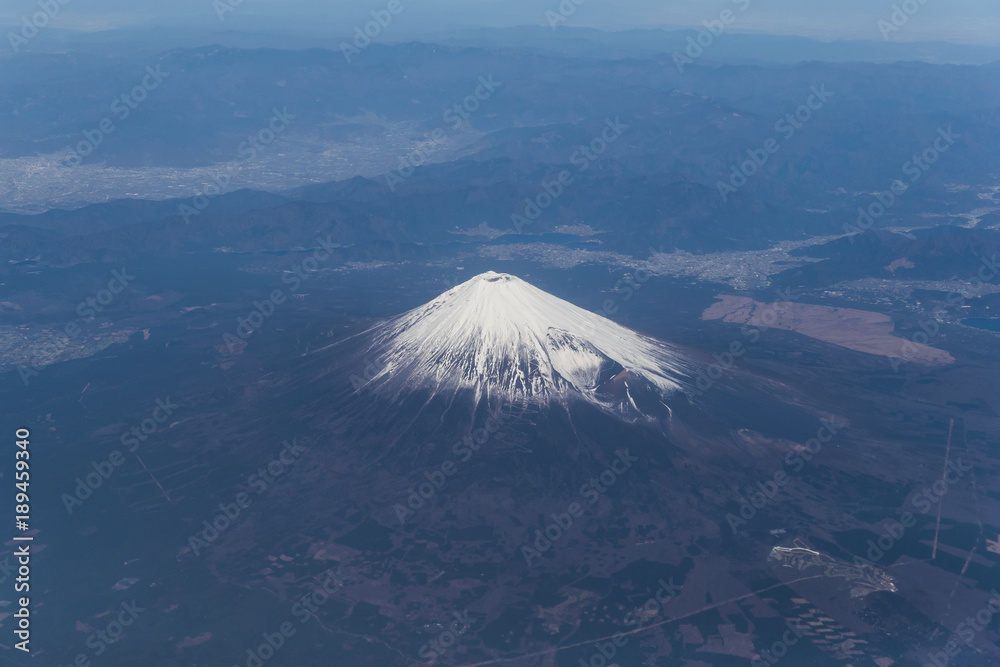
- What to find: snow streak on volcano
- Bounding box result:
[360,272,690,414]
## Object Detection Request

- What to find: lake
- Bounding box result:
[963,318,1000,333]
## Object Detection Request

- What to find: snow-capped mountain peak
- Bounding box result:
[361,272,689,416]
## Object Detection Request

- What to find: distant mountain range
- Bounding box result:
[2,35,997,267]
[5,24,1000,64]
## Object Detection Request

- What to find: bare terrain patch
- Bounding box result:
[702,295,954,365]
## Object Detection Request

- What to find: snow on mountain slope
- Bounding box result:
[360,272,690,414]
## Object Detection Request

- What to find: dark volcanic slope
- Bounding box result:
[11,261,999,666]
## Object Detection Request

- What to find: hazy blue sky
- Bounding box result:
[3,0,999,44]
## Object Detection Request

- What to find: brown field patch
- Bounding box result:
[701,295,953,365]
